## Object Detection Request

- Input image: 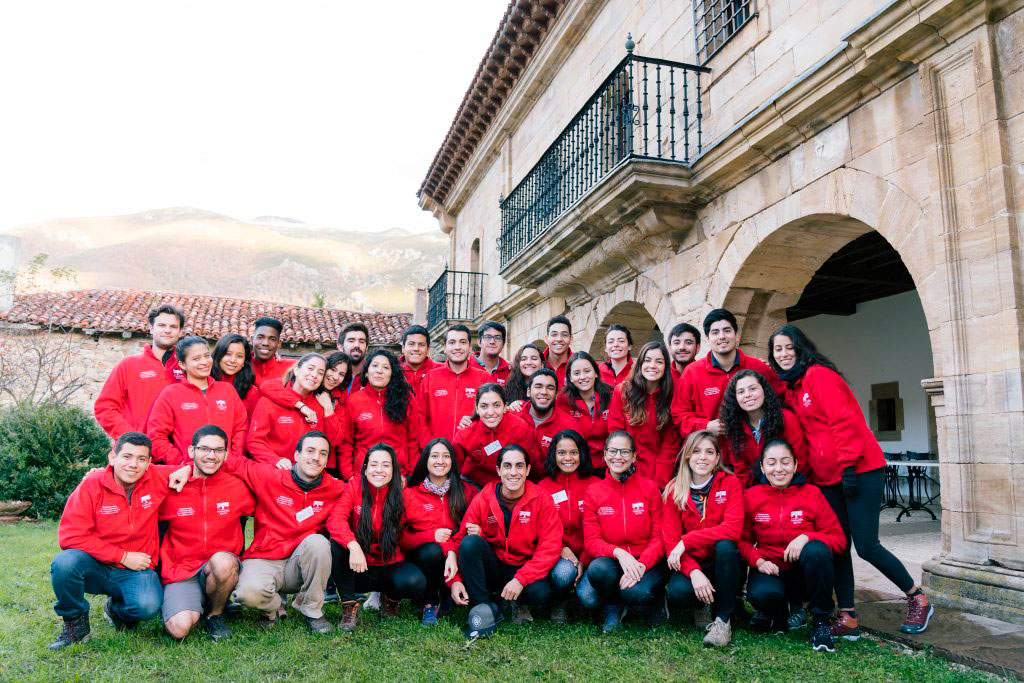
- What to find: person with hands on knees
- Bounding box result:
[454,383,538,488]
[662,431,744,647]
[505,343,544,410]
[740,440,846,653]
[401,438,478,625]
[454,445,563,636]
[328,444,427,633]
[579,431,667,634]
[537,430,597,624]
[769,324,933,637]
[48,432,189,650]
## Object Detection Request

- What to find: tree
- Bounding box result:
[312,290,326,308]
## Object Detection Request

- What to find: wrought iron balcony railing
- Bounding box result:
[498,39,710,268]
[427,268,485,330]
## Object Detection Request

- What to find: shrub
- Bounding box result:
[0,401,110,519]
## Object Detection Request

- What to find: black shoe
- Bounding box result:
[811,618,836,653]
[103,598,135,632]
[787,607,808,631]
[258,613,278,630]
[204,614,231,641]
[224,600,243,617]
[49,614,91,650]
[305,615,333,635]
[749,609,771,630]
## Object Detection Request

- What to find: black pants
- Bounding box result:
[329,540,426,602]
[820,468,915,608]
[746,540,834,620]
[406,542,447,604]
[665,539,741,620]
[584,557,668,609]
[458,535,551,607]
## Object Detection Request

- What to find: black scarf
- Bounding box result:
[777,361,808,387]
[291,465,322,492]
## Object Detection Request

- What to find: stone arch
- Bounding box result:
[586,300,663,360]
[573,274,679,356]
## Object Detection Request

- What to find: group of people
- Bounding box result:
[48,304,935,654]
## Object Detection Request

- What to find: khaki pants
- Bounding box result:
[235,533,331,619]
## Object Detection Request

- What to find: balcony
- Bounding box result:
[427,268,485,331]
[497,43,710,294]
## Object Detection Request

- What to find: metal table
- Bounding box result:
[882,460,940,522]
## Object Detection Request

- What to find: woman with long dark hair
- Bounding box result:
[402,438,477,625]
[768,324,934,637]
[718,369,807,485]
[558,351,612,474]
[328,443,426,632]
[599,324,634,387]
[338,349,420,480]
[453,383,539,487]
[607,342,681,487]
[505,343,544,409]
[211,334,261,417]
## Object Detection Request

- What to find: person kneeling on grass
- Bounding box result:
[158,425,256,641]
[328,444,428,632]
[739,439,846,653]
[49,432,189,650]
[453,444,563,637]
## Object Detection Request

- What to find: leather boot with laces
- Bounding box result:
[338,600,360,632]
[49,614,91,650]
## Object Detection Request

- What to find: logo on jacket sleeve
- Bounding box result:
[181,402,199,411]
[790,510,804,525]
[714,490,727,504]
[518,510,531,524]
[140,494,152,509]
[754,512,771,523]
[139,370,158,379]
[703,387,720,396]
[216,399,227,411]
[801,392,812,407]
[216,501,230,515]
[176,506,195,517]
[631,502,645,515]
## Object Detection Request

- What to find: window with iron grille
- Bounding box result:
[694,0,754,63]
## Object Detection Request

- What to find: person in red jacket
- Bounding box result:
[558,351,612,474]
[337,321,370,398]
[740,439,846,653]
[607,341,682,487]
[454,383,540,487]
[542,315,573,387]
[599,324,634,387]
[717,369,808,485]
[146,337,248,465]
[453,444,563,634]
[211,334,262,419]
[769,324,933,637]
[668,322,701,384]
[158,425,256,641]
[48,432,188,650]
[250,317,295,387]
[662,431,744,647]
[579,430,667,633]
[328,444,427,632]
[505,343,544,409]
[508,368,577,478]
[228,430,344,634]
[93,303,185,441]
[399,325,440,392]
[402,438,477,625]
[671,309,785,440]
[338,349,420,480]
[537,430,597,624]
[417,324,489,446]
[259,351,351,429]
[474,320,511,387]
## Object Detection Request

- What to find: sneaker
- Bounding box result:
[549,600,569,625]
[601,605,622,634]
[811,618,836,653]
[381,594,400,618]
[338,600,360,633]
[900,591,934,634]
[749,609,771,630]
[788,607,808,632]
[648,596,669,627]
[204,614,231,641]
[48,614,91,650]
[830,611,861,640]
[420,603,438,627]
[511,604,534,625]
[305,615,333,634]
[703,617,732,647]
[103,598,134,631]
[693,603,713,630]
[363,591,381,611]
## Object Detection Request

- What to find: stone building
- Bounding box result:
[417,0,1024,621]
[0,288,410,413]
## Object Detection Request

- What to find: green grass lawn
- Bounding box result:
[0,521,995,682]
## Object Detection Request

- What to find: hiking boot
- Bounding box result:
[511,604,534,625]
[420,603,439,626]
[257,612,277,630]
[103,598,135,631]
[703,617,732,647]
[749,609,771,630]
[381,594,400,618]
[338,600,360,632]
[900,591,934,634]
[787,607,808,632]
[830,611,861,640]
[693,603,713,629]
[48,614,91,650]
[305,615,333,634]
[811,618,836,653]
[363,591,381,611]
[204,614,231,641]
[601,605,622,634]
[549,600,569,625]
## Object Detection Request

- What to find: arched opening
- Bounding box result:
[587,300,663,360]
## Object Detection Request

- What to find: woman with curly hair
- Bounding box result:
[718,369,807,485]
[337,349,421,480]
[505,343,544,409]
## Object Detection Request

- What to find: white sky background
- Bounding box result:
[0,0,510,233]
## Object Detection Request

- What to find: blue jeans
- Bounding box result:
[51,549,163,623]
[581,557,668,610]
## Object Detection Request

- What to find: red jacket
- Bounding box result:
[338,386,421,480]
[401,356,441,393]
[157,469,256,583]
[219,372,262,420]
[739,482,846,570]
[245,390,346,468]
[416,363,490,446]
[57,464,180,569]
[583,472,664,568]
[326,478,405,566]
[252,356,295,388]
[145,378,248,465]
[599,357,634,387]
[508,407,578,479]
[721,408,809,485]
[222,454,345,560]
[607,385,682,487]
[787,365,887,486]
[93,344,183,441]
[662,471,745,575]
[556,393,610,471]
[474,355,511,387]
[671,351,785,437]
[538,472,595,560]
[453,415,540,488]
[542,347,572,387]
[453,482,563,585]
[401,480,478,555]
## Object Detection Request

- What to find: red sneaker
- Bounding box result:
[900,592,934,634]
[830,611,861,641]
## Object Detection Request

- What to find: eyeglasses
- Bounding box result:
[481,334,504,342]
[605,448,634,457]
[555,449,580,457]
[194,446,227,456]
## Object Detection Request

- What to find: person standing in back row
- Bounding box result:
[399,325,440,393]
[474,320,511,387]
[250,317,295,387]
[667,322,701,384]
[599,324,634,387]
[417,325,488,446]
[337,322,370,397]
[543,316,574,388]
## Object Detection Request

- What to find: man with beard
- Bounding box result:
[509,368,575,479]
[337,322,369,396]
[668,322,701,384]
[251,317,295,387]
[417,324,488,445]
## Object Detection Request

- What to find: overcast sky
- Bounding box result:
[0,0,508,233]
